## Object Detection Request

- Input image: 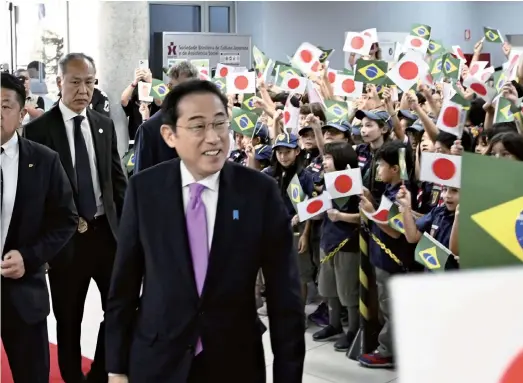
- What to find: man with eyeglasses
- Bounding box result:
[106,79,305,383]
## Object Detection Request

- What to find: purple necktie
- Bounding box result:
[186,182,209,355]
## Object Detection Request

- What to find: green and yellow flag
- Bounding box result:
[324,101,349,123]
[122,148,135,175]
[388,203,405,234]
[494,97,515,123]
[272,61,291,76]
[241,94,262,115]
[484,27,503,43]
[493,70,507,92]
[429,56,444,81]
[231,107,258,137]
[354,59,387,85]
[318,46,335,63]
[410,24,432,40]
[275,65,302,84]
[287,174,306,212]
[442,53,460,81]
[253,45,269,71]
[460,153,523,269]
[415,233,452,272]
[427,39,445,56]
[149,78,170,100]
[450,84,472,110]
[212,78,227,94]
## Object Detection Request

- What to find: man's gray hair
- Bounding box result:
[168,61,199,80]
[58,53,96,75]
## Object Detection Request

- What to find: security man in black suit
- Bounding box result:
[25,53,128,383]
[1,73,78,382]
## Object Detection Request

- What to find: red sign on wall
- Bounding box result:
[465,29,471,41]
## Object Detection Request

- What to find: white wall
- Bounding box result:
[237,1,523,69]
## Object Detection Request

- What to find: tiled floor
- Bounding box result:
[47,280,397,383]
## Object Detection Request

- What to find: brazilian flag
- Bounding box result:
[493,70,507,92]
[122,148,135,176]
[483,27,503,43]
[427,39,445,56]
[318,46,334,63]
[354,59,387,85]
[341,68,354,76]
[494,97,515,123]
[272,61,291,76]
[387,203,405,234]
[231,107,257,137]
[460,153,523,269]
[450,89,472,110]
[442,53,460,81]
[410,23,432,40]
[241,94,263,116]
[253,45,269,71]
[324,100,348,123]
[212,78,227,95]
[287,174,306,212]
[276,65,302,84]
[415,233,452,272]
[149,79,170,101]
[429,56,444,81]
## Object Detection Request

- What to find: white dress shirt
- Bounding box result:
[59,100,104,216]
[180,160,220,249]
[1,133,19,254]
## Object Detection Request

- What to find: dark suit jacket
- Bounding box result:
[1,137,78,324]
[24,105,127,241]
[134,109,178,173]
[105,159,305,383]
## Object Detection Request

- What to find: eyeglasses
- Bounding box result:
[17,76,28,82]
[177,120,230,137]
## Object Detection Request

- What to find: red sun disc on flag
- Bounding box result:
[234,75,249,90]
[373,209,389,222]
[364,31,372,38]
[219,67,229,77]
[399,61,419,80]
[287,78,300,89]
[470,82,487,96]
[411,38,423,48]
[457,47,465,59]
[351,36,365,50]
[442,106,460,128]
[300,49,313,63]
[432,158,456,180]
[334,174,353,193]
[500,350,523,383]
[328,71,336,84]
[510,54,520,69]
[470,63,479,75]
[341,79,356,94]
[306,200,324,214]
[201,69,209,75]
[284,111,291,124]
[481,71,491,82]
[311,61,321,72]
[426,73,434,84]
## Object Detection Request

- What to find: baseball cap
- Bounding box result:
[355,109,393,130]
[398,109,417,121]
[406,119,424,132]
[298,125,313,136]
[273,132,299,149]
[254,144,273,161]
[253,121,269,141]
[322,120,352,133]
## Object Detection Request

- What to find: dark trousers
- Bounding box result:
[187,352,209,383]
[1,297,49,383]
[48,215,116,383]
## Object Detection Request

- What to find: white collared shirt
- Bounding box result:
[180,160,220,249]
[59,100,104,216]
[1,133,19,254]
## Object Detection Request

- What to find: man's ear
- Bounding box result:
[160,124,177,148]
[56,76,62,92]
[19,108,28,123]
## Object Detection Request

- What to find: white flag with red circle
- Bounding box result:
[327,69,338,84]
[436,99,465,138]
[420,152,461,188]
[403,35,430,54]
[226,71,256,94]
[215,64,235,79]
[324,168,363,199]
[283,93,300,133]
[476,66,495,83]
[343,32,372,56]
[386,50,428,92]
[507,50,522,80]
[297,192,333,222]
[280,73,307,94]
[362,196,393,224]
[361,28,378,43]
[463,76,497,103]
[292,42,323,75]
[452,45,467,62]
[198,67,211,81]
[468,61,488,77]
[333,74,363,99]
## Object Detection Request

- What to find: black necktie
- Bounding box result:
[1,147,4,215]
[73,116,97,220]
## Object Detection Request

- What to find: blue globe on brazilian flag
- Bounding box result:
[483,27,503,43]
[231,107,258,137]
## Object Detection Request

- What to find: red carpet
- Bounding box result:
[1,342,92,382]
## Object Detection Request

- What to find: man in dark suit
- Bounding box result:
[1,73,78,382]
[106,80,305,383]
[133,60,199,173]
[24,53,127,383]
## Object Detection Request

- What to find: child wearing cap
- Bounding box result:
[246,143,272,171]
[261,132,315,325]
[228,132,247,164]
[311,142,361,352]
[358,140,421,369]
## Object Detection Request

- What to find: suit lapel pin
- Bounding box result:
[28,164,34,168]
[98,129,103,133]
[233,210,239,220]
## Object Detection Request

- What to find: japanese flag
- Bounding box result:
[280,73,307,94]
[507,50,522,80]
[463,76,497,103]
[283,93,300,133]
[327,69,338,84]
[343,32,372,56]
[452,45,467,62]
[226,71,256,94]
[198,67,211,81]
[420,152,461,188]
[477,66,495,83]
[325,168,363,199]
[362,196,393,224]
[387,50,429,92]
[292,42,323,75]
[468,61,489,77]
[307,80,326,108]
[215,64,235,78]
[437,99,465,137]
[361,28,378,43]
[333,74,363,99]
[297,192,333,222]
[403,35,430,54]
